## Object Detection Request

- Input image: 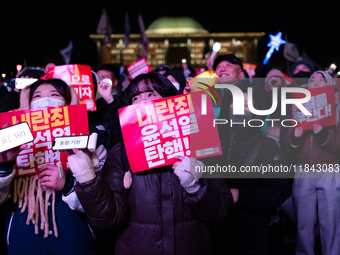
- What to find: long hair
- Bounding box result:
[125,71,179,104]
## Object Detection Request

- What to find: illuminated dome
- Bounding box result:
[146,16,208,35]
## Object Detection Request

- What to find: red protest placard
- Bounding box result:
[119,91,221,173]
[195,68,205,76]
[291,85,336,130]
[0,104,89,177]
[41,64,97,111]
[127,57,152,80]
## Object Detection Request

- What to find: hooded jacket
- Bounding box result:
[74,142,234,255]
[285,70,340,166]
[2,81,98,255]
[19,80,79,110]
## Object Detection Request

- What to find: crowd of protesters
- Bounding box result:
[0,51,339,255]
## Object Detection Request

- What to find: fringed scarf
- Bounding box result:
[13,175,58,238]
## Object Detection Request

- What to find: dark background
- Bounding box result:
[1,0,339,77]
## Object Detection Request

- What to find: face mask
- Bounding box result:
[265,81,274,91]
[266,79,282,91]
[30,97,65,109]
[172,82,180,90]
[292,71,311,85]
[292,71,311,78]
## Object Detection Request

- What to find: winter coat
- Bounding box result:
[208,127,291,255]
[0,90,20,113]
[285,70,340,166]
[211,77,291,254]
[74,141,234,255]
[0,81,99,255]
[0,163,98,255]
[285,122,340,166]
[4,174,98,255]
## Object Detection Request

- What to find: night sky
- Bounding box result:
[1,0,339,77]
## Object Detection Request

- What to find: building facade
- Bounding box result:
[90,16,265,70]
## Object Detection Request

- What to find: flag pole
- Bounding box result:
[285,35,290,75]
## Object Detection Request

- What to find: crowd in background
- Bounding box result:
[0,52,339,255]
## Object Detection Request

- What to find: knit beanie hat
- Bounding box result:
[290,60,315,77]
[266,69,284,79]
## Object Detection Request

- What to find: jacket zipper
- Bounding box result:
[87,222,96,241]
[7,212,14,245]
[227,131,237,161]
[310,135,313,166]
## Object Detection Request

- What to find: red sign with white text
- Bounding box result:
[41,64,96,111]
[195,68,205,76]
[291,85,336,130]
[0,105,89,177]
[127,57,152,80]
[119,91,221,173]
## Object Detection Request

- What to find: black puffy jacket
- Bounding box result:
[206,126,291,255]
[75,142,234,255]
[209,78,291,254]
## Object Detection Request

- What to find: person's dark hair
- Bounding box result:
[44,58,64,67]
[125,71,179,104]
[164,67,187,93]
[154,64,171,73]
[18,66,45,79]
[91,71,98,95]
[96,64,119,81]
[29,78,71,105]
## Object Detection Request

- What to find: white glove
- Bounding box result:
[173,156,203,194]
[67,149,96,184]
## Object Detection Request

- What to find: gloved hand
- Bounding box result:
[67,148,96,184]
[290,127,304,146]
[312,124,328,145]
[172,155,203,194]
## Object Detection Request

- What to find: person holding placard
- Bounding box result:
[0,78,99,255]
[287,70,340,255]
[68,71,234,255]
[209,78,291,255]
